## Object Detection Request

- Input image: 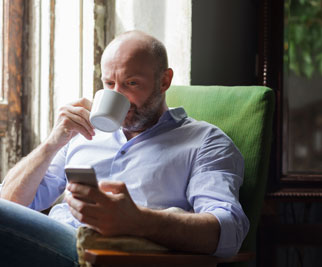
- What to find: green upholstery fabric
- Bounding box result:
[166,85,275,254]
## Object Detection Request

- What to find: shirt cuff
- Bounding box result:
[208,208,242,257]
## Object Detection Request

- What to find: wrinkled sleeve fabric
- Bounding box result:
[28,144,68,211]
[186,128,249,257]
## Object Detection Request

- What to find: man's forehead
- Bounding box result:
[104,38,152,61]
[101,67,148,80]
[101,41,155,76]
[101,55,155,80]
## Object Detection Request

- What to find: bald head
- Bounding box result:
[99,31,173,137]
[102,31,168,78]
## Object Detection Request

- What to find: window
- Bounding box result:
[283,0,322,174]
[259,0,322,192]
[0,0,108,179]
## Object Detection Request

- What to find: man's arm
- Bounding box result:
[139,207,220,253]
[66,180,220,254]
[0,98,95,206]
[0,142,62,206]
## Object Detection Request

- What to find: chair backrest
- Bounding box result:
[166,85,275,253]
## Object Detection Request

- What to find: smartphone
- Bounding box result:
[64,165,98,188]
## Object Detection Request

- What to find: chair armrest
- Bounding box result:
[84,249,255,266]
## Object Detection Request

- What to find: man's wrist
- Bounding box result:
[43,134,66,154]
[133,206,158,238]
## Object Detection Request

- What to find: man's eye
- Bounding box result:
[128,81,137,86]
[106,82,114,87]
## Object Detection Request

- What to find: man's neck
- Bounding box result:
[123,129,142,140]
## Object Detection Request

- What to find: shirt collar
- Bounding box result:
[160,107,187,123]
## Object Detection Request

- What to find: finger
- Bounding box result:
[70,192,97,204]
[59,106,95,136]
[68,182,112,203]
[69,97,92,111]
[59,117,93,140]
[65,193,97,215]
[68,203,99,226]
[99,180,129,195]
[67,182,95,194]
[68,105,94,131]
[66,195,111,234]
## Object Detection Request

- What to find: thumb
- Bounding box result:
[99,180,129,195]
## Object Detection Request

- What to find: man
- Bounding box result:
[0,30,249,266]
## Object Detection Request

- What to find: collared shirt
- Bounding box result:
[3,107,249,257]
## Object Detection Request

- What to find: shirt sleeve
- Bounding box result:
[186,128,249,257]
[28,144,69,211]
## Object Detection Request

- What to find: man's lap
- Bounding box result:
[0,198,78,267]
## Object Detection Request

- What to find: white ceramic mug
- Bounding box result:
[89,89,130,132]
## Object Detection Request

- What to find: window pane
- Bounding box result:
[283,0,322,173]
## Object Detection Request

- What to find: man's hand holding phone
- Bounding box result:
[65,165,98,204]
[65,165,141,237]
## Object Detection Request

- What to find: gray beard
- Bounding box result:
[122,89,164,132]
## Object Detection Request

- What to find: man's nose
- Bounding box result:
[113,84,122,93]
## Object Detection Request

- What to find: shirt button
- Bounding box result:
[120,150,126,155]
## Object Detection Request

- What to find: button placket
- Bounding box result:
[109,143,131,175]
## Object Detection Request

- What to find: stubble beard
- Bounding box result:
[122,80,164,133]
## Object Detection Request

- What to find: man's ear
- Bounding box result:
[160,68,174,93]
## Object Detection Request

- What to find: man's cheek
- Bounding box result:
[125,110,134,121]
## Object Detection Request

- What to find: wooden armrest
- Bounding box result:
[84,249,254,266]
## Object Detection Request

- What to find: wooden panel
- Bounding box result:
[0,0,24,178]
[48,0,55,132]
[21,0,39,154]
[0,103,8,136]
[84,249,254,266]
[0,0,3,99]
[93,0,110,93]
[39,0,54,143]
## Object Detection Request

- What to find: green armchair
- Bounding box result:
[166,85,275,256]
[81,85,275,266]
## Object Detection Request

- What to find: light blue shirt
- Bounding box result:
[7,107,249,257]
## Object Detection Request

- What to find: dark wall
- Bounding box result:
[191,0,258,86]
